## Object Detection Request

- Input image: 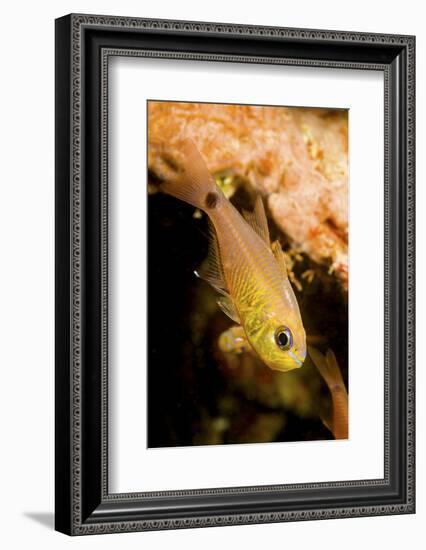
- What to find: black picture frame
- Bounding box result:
[55,13,415,535]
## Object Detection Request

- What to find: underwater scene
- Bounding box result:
[147,101,348,448]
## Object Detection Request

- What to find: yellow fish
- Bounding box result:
[158,139,306,372]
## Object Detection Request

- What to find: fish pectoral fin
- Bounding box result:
[218,325,253,354]
[271,240,289,280]
[242,194,270,244]
[217,296,241,323]
[196,220,229,294]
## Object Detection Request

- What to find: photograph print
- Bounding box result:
[147,100,349,449]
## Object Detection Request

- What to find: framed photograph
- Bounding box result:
[55,14,415,535]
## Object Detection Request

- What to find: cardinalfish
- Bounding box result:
[157,139,306,372]
[309,347,348,439]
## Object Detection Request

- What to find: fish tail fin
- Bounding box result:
[309,346,346,392]
[160,139,222,211]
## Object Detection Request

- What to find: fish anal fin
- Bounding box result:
[271,240,289,280]
[217,296,241,324]
[196,221,228,294]
[242,195,270,244]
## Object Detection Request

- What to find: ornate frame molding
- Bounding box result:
[55,14,415,535]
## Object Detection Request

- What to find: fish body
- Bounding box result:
[159,139,306,372]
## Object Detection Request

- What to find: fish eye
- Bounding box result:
[274,326,292,350]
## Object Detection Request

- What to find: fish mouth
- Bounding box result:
[289,349,306,367]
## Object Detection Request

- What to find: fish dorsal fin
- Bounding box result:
[195,221,228,295]
[242,195,270,244]
[217,296,241,324]
[271,240,289,280]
